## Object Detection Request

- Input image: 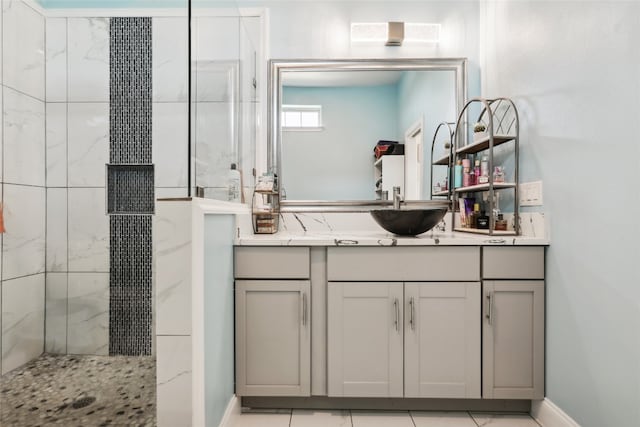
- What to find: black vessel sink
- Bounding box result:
[370,202,448,236]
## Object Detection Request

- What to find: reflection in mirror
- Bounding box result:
[269,59,467,207]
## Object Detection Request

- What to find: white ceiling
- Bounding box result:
[282,70,404,87]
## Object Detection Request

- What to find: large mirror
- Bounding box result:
[268,59,467,208]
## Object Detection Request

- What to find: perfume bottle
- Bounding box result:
[454,160,463,188]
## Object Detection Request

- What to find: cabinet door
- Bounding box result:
[327,282,403,397]
[404,282,481,398]
[483,280,544,399]
[235,280,310,396]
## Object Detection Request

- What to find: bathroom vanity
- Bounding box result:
[233,237,546,409]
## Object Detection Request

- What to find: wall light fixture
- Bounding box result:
[350,22,440,46]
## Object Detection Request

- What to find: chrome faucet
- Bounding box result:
[392,186,403,209]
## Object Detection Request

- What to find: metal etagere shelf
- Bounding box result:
[429,121,455,203]
[451,97,520,236]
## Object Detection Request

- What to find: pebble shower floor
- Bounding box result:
[0,354,156,426]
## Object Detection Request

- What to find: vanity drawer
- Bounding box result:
[235,247,310,279]
[482,246,545,279]
[327,246,479,281]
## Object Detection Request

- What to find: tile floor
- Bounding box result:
[231,409,542,427]
[0,353,156,426]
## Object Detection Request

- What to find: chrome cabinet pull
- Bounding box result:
[393,298,399,332]
[302,293,308,326]
[486,293,494,325]
[409,297,415,331]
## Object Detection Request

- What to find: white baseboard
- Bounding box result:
[218,394,241,427]
[531,398,581,427]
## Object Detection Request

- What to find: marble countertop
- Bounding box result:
[236,230,549,246]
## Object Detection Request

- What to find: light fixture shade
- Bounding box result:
[350,22,388,43]
[405,23,440,43]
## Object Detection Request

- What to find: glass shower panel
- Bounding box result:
[192,6,261,202]
[239,15,261,199]
[192,11,240,200]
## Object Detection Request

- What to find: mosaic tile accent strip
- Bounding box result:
[109,17,154,356]
[107,164,155,215]
[110,17,152,164]
[109,216,153,356]
[0,354,156,426]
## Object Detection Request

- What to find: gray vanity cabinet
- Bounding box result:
[235,280,311,396]
[404,282,481,398]
[234,247,312,397]
[482,247,545,399]
[327,282,404,397]
[326,246,482,399]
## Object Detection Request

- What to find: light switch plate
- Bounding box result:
[520,181,543,206]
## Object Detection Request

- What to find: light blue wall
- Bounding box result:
[396,70,457,199]
[282,85,398,200]
[203,214,235,427]
[482,2,640,426]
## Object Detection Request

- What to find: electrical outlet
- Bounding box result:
[520,181,543,206]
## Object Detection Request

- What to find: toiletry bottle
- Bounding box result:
[477,210,490,229]
[471,203,480,228]
[480,155,489,178]
[472,160,481,186]
[462,158,471,187]
[454,160,463,188]
[463,169,471,187]
[227,163,242,202]
[495,213,507,230]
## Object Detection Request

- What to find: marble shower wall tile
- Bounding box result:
[67,272,109,355]
[68,188,109,272]
[153,102,188,187]
[195,60,238,103]
[46,102,67,187]
[46,17,67,102]
[67,102,109,187]
[46,188,68,272]
[3,87,45,187]
[2,0,45,100]
[0,0,3,75]
[155,188,189,199]
[2,184,46,280]
[195,17,239,62]
[152,17,188,102]
[157,335,192,427]
[195,102,234,188]
[45,272,67,354]
[0,87,3,180]
[155,202,191,336]
[1,273,45,375]
[67,17,109,102]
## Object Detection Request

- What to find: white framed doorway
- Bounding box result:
[404,118,424,200]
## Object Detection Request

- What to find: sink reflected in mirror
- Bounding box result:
[370,201,448,236]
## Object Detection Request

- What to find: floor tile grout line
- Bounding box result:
[469,410,482,427]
